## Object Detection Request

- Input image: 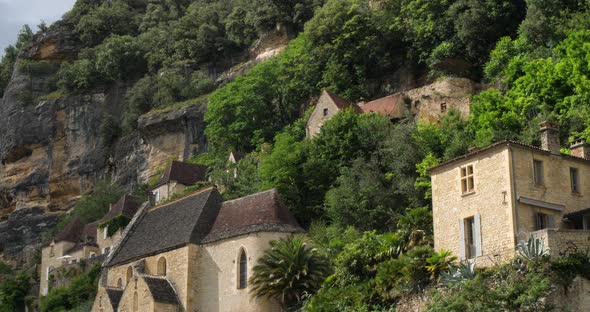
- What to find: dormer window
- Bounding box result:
[323,108,329,117]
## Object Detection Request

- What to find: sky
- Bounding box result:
[0,0,77,56]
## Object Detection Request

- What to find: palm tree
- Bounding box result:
[249,235,331,310]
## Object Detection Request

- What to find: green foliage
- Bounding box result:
[15,25,33,51]
[0,273,29,312]
[428,263,552,311]
[425,250,457,281]
[439,261,477,286]
[75,0,139,46]
[98,214,131,237]
[0,45,17,97]
[56,181,124,234]
[94,35,146,81]
[516,236,549,262]
[99,113,122,147]
[550,250,590,291]
[40,264,101,312]
[250,235,331,310]
[18,60,59,77]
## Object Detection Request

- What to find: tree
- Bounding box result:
[0,45,17,97]
[250,236,331,309]
[76,0,138,46]
[15,25,33,51]
[95,35,146,81]
[0,273,29,312]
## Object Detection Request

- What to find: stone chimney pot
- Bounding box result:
[539,121,560,155]
[570,139,590,159]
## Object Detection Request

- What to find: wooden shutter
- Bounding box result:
[474,214,483,257]
[459,219,466,260]
[548,215,556,228]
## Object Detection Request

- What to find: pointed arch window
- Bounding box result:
[238,249,247,289]
[157,257,167,276]
[117,278,122,288]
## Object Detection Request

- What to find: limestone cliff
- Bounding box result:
[0,25,208,268]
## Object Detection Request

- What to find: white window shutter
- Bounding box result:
[459,219,466,260]
[474,214,482,257]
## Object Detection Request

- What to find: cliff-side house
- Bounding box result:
[150,161,208,204]
[91,187,304,312]
[40,194,141,297]
[430,121,590,266]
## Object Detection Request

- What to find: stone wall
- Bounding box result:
[431,147,517,266]
[196,232,286,312]
[405,77,477,124]
[306,92,343,137]
[531,229,590,258]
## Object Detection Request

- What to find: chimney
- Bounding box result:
[570,139,590,159]
[539,121,560,155]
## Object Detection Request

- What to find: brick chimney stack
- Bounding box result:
[540,121,560,155]
[570,139,590,159]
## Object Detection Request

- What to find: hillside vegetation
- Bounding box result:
[2,0,590,310]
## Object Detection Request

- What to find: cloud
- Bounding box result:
[0,0,76,55]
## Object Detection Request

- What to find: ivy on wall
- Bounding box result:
[98,215,131,237]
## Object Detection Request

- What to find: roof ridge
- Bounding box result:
[221,188,276,205]
[150,186,215,211]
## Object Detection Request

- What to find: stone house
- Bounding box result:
[430,122,590,266]
[358,93,408,122]
[305,90,362,137]
[91,187,303,312]
[96,195,141,257]
[40,219,99,296]
[150,161,208,204]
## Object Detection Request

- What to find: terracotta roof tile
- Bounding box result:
[55,219,85,243]
[151,161,208,190]
[360,94,407,118]
[97,194,141,225]
[202,189,304,243]
[324,90,363,113]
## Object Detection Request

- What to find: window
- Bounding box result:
[154,190,160,203]
[238,249,247,289]
[533,160,544,185]
[126,267,133,285]
[440,102,447,113]
[323,108,329,117]
[49,244,54,257]
[117,278,122,288]
[460,165,474,194]
[536,213,548,230]
[103,226,108,239]
[464,217,476,259]
[570,167,579,193]
[102,247,111,255]
[157,257,167,276]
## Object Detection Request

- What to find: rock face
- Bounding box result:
[0,35,208,268]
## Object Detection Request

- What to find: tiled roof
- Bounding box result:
[107,188,223,266]
[97,194,141,225]
[202,188,304,243]
[54,219,85,243]
[428,140,590,173]
[83,221,98,241]
[105,288,123,310]
[150,161,208,190]
[143,276,179,305]
[324,90,363,113]
[360,94,407,118]
[107,187,304,266]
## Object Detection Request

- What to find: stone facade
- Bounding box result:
[305,90,357,137]
[152,181,187,204]
[97,228,123,256]
[431,141,590,266]
[531,229,590,258]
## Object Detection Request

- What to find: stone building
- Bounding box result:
[358,93,408,122]
[91,187,303,312]
[150,161,208,204]
[96,195,141,256]
[40,219,99,296]
[305,90,362,137]
[430,122,590,266]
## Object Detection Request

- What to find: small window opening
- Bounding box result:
[460,165,474,194]
[238,250,247,289]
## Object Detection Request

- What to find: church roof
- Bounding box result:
[97,194,141,225]
[107,188,222,266]
[143,276,179,305]
[105,288,123,310]
[106,187,303,267]
[150,161,208,190]
[202,189,303,243]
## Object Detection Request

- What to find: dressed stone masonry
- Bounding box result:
[430,122,590,266]
[91,187,304,312]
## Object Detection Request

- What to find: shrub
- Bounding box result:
[40,264,101,312]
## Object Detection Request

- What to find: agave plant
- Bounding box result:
[517,236,548,262]
[440,260,477,286]
[249,235,331,310]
